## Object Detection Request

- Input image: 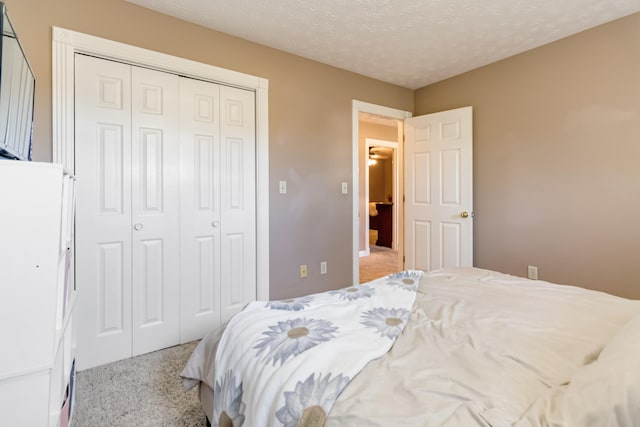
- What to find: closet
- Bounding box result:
[74,54,256,370]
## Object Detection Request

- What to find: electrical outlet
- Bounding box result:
[300,264,308,278]
[527,265,538,280]
[320,261,327,275]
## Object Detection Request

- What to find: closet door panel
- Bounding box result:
[131,66,181,356]
[220,86,256,321]
[75,54,133,370]
[98,242,127,332]
[179,77,222,343]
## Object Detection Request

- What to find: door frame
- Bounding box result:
[351,100,411,285]
[52,27,270,300]
[364,138,399,255]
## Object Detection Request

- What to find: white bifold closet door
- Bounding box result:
[74,54,256,370]
[178,78,256,343]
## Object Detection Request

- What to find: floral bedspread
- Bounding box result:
[211,270,422,427]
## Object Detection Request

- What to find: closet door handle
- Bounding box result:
[134,223,144,231]
[211,221,219,228]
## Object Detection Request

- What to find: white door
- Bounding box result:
[75,54,258,368]
[218,85,257,322]
[404,106,473,271]
[179,80,256,342]
[75,55,182,368]
[179,77,223,342]
[75,55,134,368]
[130,66,181,356]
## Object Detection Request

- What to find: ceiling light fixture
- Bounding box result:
[368,147,377,166]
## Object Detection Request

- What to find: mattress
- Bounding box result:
[182,267,640,426]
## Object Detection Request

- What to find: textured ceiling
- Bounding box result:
[126,0,640,89]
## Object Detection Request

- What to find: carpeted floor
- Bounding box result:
[359,245,403,283]
[74,340,207,427]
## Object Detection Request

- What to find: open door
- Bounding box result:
[404,106,473,270]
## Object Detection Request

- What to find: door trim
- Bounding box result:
[52,27,270,301]
[352,100,411,285]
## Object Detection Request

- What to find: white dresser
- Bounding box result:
[0,161,76,426]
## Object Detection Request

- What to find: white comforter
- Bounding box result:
[183,268,640,427]
[210,271,421,427]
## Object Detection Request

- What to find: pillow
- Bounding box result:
[562,314,640,427]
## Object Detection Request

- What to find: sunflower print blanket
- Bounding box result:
[212,270,422,427]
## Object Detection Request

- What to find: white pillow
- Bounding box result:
[563,314,640,427]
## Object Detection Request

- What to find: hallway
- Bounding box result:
[359,245,403,283]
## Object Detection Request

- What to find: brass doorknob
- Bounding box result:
[460,211,469,218]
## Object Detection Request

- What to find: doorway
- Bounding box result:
[352,100,411,285]
[365,138,398,254]
[362,138,403,283]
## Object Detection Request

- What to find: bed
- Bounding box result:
[181,267,640,427]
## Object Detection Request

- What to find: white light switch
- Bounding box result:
[279,181,287,194]
[341,182,348,194]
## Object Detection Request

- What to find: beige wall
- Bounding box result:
[369,159,390,202]
[6,0,413,299]
[415,13,640,299]
[8,0,638,299]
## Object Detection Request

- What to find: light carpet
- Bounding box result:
[359,245,403,283]
[74,340,206,427]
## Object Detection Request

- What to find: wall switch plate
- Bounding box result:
[320,261,327,275]
[279,181,287,194]
[300,264,308,278]
[341,182,348,194]
[527,265,538,280]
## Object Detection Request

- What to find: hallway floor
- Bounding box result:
[359,245,403,283]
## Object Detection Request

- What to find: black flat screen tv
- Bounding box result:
[0,1,35,160]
